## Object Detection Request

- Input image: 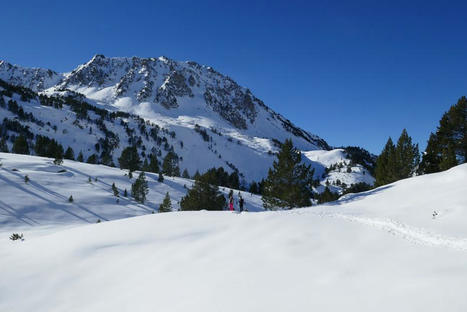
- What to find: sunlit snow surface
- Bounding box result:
[1,153,466,311]
[304,149,375,193]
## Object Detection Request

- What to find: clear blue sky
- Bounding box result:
[1,0,466,154]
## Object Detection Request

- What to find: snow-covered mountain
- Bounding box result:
[1,151,466,311]
[0,55,327,147]
[0,60,61,91]
[0,56,373,187]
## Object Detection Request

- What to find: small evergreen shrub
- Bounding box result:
[10,233,24,241]
[53,158,63,165]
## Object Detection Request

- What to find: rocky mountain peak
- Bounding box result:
[0,60,60,92]
[0,55,329,149]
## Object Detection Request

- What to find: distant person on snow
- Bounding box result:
[228,190,234,211]
[239,193,244,212]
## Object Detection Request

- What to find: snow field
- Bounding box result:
[1,153,466,311]
[0,153,263,230]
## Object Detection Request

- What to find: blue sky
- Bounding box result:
[1,0,466,154]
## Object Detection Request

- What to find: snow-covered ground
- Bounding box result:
[0,153,263,230]
[304,148,375,193]
[1,153,466,311]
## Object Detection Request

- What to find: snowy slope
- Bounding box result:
[304,148,375,193]
[0,153,263,230]
[329,163,467,239]
[1,153,466,311]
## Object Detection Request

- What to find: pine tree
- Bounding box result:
[439,144,458,171]
[24,175,29,183]
[77,151,84,162]
[0,137,8,152]
[124,189,128,197]
[375,137,397,186]
[419,97,466,173]
[131,171,149,204]
[64,147,75,160]
[142,158,149,171]
[394,129,419,179]
[101,153,112,166]
[261,139,314,210]
[158,172,164,182]
[162,151,180,176]
[148,154,159,173]
[86,154,98,164]
[159,192,172,212]
[375,130,419,186]
[419,133,441,174]
[68,195,74,203]
[317,186,339,204]
[182,169,190,179]
[118,146,141,172]
[258,179,265,194]
[249,181,258,194]
[12,135,29,155]
[52,142,64,161]
[112,183,119,197]
[34,136,64,160]
[180,177,226,211]
[228,171,240,189]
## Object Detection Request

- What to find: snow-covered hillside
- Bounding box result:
[0,153,263,230]
[1,151,466,311]
[304,148,375,193]
[0,56,333,183]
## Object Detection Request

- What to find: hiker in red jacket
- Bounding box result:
[229,191,234,211]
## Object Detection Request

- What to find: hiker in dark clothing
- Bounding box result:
[239,194,244,212]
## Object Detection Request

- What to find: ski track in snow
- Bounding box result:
[288,209,467,251]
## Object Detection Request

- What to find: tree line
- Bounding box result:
[375,96,465,186]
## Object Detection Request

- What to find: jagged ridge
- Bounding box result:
[0,55,328,149]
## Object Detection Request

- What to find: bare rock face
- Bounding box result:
[63,54,111,87]
[58,55,261,130]
[204,87,257,130]
[156,71,193,109]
